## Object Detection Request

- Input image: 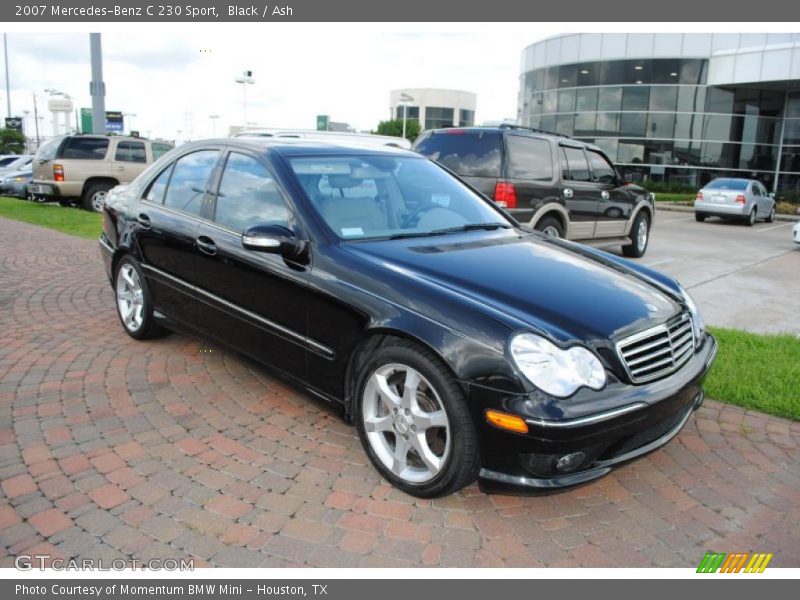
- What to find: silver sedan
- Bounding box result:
[695,178,776,226]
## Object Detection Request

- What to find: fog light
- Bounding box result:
[555,452,586,473]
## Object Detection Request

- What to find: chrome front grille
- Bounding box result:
[616,312,695,383]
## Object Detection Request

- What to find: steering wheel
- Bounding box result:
[401,204,440,228]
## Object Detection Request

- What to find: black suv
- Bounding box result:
[414,125,655,257]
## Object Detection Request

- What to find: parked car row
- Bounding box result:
[28,134,173,211]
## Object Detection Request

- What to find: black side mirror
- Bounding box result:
[242,224,300,257]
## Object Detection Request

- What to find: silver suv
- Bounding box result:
[30,135,173,211]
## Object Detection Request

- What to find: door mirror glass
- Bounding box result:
[242,224,300,257]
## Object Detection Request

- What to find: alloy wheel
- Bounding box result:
[116,264,145,332]
[542,225,561,238]
[361,363,451,484]
[91,190,107,212]
[636,218,648,250]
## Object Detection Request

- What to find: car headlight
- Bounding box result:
[509,333,606,398]
[678,285,705,343]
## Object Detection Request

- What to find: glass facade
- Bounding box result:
[519,58,800,191]
[425,107,455,130]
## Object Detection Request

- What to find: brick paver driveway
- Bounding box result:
[1,216,799,568]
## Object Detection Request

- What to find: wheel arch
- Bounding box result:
[624,202,654,236]
[529,202,570,236]
[82,176,120,197]
[342,327,466,423]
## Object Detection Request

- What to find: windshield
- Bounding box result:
[288,155,512,240]
[705,178,748,191]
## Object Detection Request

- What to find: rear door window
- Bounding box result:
[115,141,147,163]
[505,136,553,181]
[61,137,109,160]
[562,146,591,182]
[414,131,502,177]
[163,150,219,217]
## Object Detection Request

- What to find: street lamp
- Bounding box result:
[234,70,255,127]
[399,92,414,140]
[208,114,220,136]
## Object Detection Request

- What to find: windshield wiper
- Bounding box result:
[383,222,511,240]
[429,222,512,234]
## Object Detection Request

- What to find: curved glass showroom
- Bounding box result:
[519,34,800,192]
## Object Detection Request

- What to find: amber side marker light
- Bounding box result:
[485,410,528,434]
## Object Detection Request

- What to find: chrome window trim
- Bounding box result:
[140,263,334,359]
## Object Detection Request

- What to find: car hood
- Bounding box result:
[345,231,681,343]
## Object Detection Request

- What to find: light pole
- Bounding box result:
[399,92,414,141]
[4,33,11,119]
[234,70,255,127]
[208,114,219,136]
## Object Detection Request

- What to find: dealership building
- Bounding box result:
[389,88,476,130]
[518,33,800,192]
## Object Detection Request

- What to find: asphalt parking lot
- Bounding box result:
[0,215,799,569]
[637,208,800,335]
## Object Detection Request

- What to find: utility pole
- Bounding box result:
[32,91,40,147]
[89,33,106,134]
[3,34,11,119]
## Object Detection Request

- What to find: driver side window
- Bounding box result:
[587,150,617,185]
[214,152,290,232]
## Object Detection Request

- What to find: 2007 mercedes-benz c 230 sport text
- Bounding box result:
[98,139,717,496]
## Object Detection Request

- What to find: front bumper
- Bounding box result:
[471,333,717,493]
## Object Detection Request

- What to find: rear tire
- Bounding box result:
[353,339,479,497]
[745,208,756,226]
[114,256,166,340]
[695,213,706,222]
[622,212,650,258]
[82,182,112,212]
[534,216,565,239]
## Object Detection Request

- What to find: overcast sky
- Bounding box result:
[2,25,547,141]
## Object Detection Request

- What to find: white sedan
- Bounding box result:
[794,221,800,244]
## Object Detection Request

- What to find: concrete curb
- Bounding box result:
[656,202,800,222]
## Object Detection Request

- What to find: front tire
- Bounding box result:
[622,212,650,258]
[82,182,112,212]
[353,339,479,497]
[114,256,165,340]
[766,206,775,223]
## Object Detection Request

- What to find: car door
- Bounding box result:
[586,148,632,238]
[193,149,309,380]
[504,134,560,220]
[135,148,222,325]
[558,145,600,239]
[113,140,148,184]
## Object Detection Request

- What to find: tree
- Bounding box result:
[375,118,421,142]
[0,128,25,154]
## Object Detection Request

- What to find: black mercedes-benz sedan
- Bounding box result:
[98,139,717,497]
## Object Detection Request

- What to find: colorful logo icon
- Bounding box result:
[697,552,773,573]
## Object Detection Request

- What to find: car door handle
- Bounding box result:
[564,188,574,198]
[136,213,151,229]
[115,165,125,171]
[601,191,610,200]
[196,236,217,256]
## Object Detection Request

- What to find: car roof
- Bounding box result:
[420,125,604,152]
[182,137,419,158]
